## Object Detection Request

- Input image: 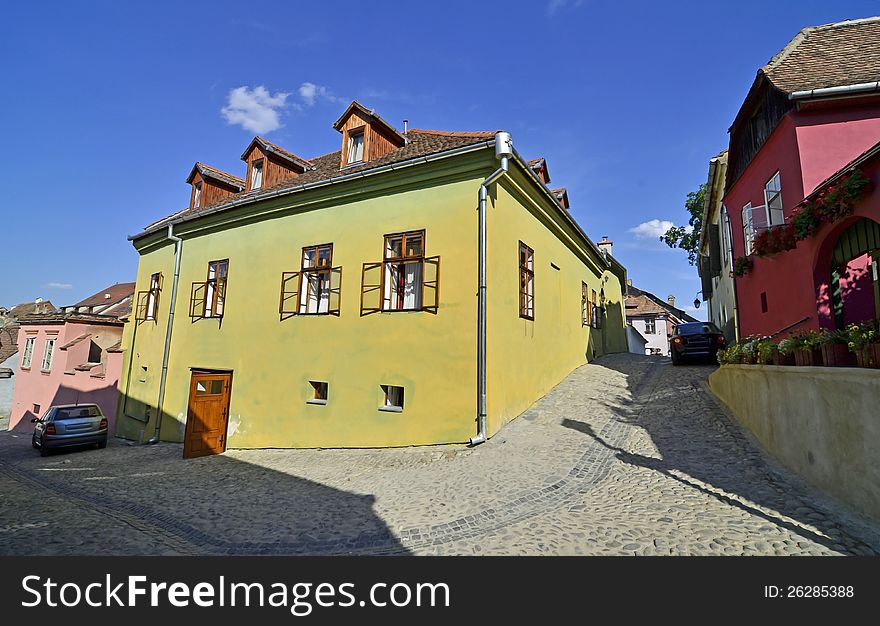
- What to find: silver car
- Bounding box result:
[31,404,108,457]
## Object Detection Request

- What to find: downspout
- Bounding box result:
[150,224,182,443]
[471,132,513,446]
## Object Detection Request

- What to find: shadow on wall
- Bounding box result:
[9,382,121,433]
[9,414,410,555]
[563,358,870,554]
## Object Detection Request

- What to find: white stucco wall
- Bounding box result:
[707,205,738,341]
[629,315,669,355]
[0,352,17,418]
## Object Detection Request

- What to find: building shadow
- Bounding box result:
[3,407,409,556]
[563,358,870,553]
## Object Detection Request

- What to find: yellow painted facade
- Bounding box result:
[116,148,627,448]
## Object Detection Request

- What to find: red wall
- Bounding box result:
[724,100,880,338]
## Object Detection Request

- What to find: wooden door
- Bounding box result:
[183,372,232,459]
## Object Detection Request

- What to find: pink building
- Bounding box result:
[8,283,134,432]
[721,18,880,337]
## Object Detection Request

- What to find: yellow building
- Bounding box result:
[116,101,627,455]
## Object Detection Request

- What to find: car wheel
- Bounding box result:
[32,435,39,449]
[671,351,681,366]
[40,444,51,457]
[97,439,107,450]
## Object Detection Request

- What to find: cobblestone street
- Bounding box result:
[1,353,878,556]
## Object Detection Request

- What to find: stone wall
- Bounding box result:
[709,364,880,521]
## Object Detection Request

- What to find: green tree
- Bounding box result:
[660,184,705,266]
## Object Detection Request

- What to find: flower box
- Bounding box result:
[820,343,857,367]
[793,347,821,366]
[855,344,880,369]
[771,348,795,366]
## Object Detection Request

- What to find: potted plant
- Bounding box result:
[846,322,880,368]
[818,329,857,367]
[756,338,775,365]
[717,342,740,366]
[739,337,759,364]
[791,330,822,366]
[774,337,797,366]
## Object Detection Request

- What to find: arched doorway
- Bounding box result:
[829,218,880,328]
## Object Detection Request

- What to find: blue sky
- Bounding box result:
[2,0,877,318]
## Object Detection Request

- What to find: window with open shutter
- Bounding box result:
[327,266,342,315]
[360,262,383,315]
[190,282,207,321]
[279,271,300,320]
[422,256,440,313]
[135,291,150,321]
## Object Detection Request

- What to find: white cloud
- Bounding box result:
[298,82,344,107]
[45,282,73,290]
[629,219,676,239]
[221,86,290,134]
[547,0,585,16]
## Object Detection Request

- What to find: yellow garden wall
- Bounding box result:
[709,364,880,521]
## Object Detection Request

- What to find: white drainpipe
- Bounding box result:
[471,131,513,446]
[150,224,182,443]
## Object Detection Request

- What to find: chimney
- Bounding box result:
[597,236,613,257]
[403,119,409,145]
[667,295,676,308]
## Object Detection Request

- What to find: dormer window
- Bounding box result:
[347,129,365,164]
[193,182,202,208]
[333,101,406,168]
[251,160,264,190]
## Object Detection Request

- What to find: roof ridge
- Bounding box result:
[253,136,314,168]
[197,162,246,184]
[408,129,498,138]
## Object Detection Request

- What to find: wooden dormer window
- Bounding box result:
[333,101,406,168]
[186,163,244,209]
[347,128,365,164]
[251,160,264,190]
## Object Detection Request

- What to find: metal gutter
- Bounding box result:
[151,224,182,443]
[789,81,880,101]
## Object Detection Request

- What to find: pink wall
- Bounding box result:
[724,100,880,338]
[8,320,124,432]
[795,104,880,195]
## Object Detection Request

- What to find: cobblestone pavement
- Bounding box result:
[1,354,878,556]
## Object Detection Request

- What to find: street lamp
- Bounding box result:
[693,291,703,310]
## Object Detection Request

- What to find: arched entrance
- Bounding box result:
[828,218,880,328]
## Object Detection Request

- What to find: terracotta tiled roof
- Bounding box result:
[71,283,136,310]
[140,129,498,235]
[18,312,126,326]
[187,162,245,190]
[409,129,497,138]
[625,294,668,316]
[6,301,56,318]
[763,16,880,93]
[0,324,19,364]
[241,137,314,171]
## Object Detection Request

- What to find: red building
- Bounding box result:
[723,17,880,337]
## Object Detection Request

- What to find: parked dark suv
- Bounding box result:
[31,404,108,456]
[670,322,727,365]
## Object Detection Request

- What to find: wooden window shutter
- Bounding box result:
[360,262,383,316]
[328,267,342,316]
[708,224,722,276]
[421,256,440,314]
[135,291,149,321]
[279,271,300,320]
[190,282,207,320]
[699,256,713,299]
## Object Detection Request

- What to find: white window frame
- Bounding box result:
[742,202,755,255]
[251,160,264,190]
[764,172,784,227]
[644,318,656,334]
[347,131,365,164]
[721,205,731,267]
[40,339,56,371]
[21,336,35,368]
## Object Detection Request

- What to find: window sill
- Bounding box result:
[306,399,327,406]
[40,369,52,374]
[378,405,403,413]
